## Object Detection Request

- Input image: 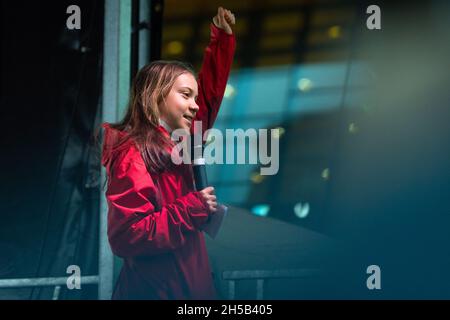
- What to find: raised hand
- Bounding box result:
[212,7,235,35]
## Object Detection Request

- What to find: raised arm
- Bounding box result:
[193,7,236,134]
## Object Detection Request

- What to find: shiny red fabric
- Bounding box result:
[101,24,235,300]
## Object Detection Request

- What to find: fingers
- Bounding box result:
[199,186,217,213]
[207,199,217,212]
[204,193,217,212]
[212,7,235,35]
[228,15,235,25]
[209,200,217,211]
[203,193,217,202]
[202,186,215,195]
[217,7,235,25]
[218,7,226,28]
[224,9,235,25]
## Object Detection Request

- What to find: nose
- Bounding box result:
[190,100,199,114]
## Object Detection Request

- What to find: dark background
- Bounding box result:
[1,0,103,299]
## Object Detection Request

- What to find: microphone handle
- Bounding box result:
[193,162,208,191]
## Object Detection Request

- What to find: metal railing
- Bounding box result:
[0,276,99,300]
[222,268,320,300]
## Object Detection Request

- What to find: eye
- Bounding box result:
[181,92,189,99]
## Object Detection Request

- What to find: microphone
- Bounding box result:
[192,141,208,191]
[190,126,227,239]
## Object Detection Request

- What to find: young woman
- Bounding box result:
[101,7,236,299]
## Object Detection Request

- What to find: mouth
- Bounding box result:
[183,114,193,124]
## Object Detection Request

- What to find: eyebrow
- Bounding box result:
[180,86,198,97]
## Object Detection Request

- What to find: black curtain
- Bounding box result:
[0,0,104,299]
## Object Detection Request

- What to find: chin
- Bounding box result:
[180,120,192,131]
[173,124,189,132]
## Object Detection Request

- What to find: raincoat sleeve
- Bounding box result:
[193,23,236,133]
[106,149,210,258]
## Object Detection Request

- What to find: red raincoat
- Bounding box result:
[101,24,235,300]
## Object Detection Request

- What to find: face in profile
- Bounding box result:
[159,73,199,131]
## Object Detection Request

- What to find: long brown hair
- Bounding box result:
[108,60,196,174]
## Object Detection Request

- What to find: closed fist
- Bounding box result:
[212,7,235,35]
[199,186,217,213]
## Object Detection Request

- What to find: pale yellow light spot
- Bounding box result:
[321,168,330,180]
[271,127,285,139]
[348,122,359,134]
[251,172,265,184]
[224,84,236,99]
[167,41,184,55]
[328,25,342,39]
[297,78,313,92]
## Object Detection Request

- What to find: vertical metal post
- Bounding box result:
[149,0,164,61]
[138,0,151,69]
[228,280,235,300]
[131,0,151,80]
[99,0,132,300]
[256,279,264,300]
